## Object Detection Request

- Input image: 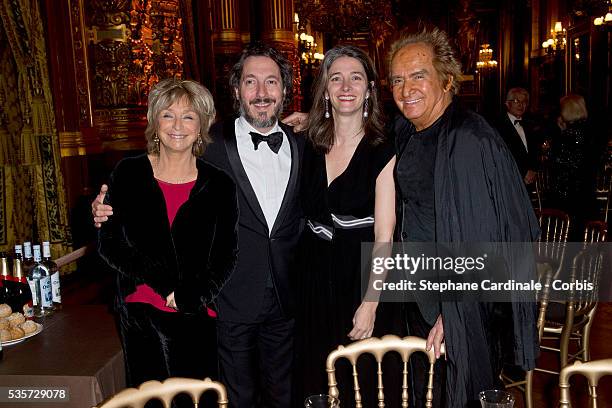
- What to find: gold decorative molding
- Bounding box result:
[88,24,128,43]
[59,129,102,157]
[94,107,147,151]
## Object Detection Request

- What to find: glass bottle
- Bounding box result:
[22,242,35,276]
[28,246,53,316]
[42,242,61,310]
[12,251,34,319]
[0,252,12,305]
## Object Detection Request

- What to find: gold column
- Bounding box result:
[261,0,300,111]
[211,0,242,116]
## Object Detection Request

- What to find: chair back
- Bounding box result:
[568,248,603,319]
[326,335,444,408]
[535,209,570,270]
[594,167,611,222]
[559,359,612,407]
[583,221,607,244]
[95,377,228,408]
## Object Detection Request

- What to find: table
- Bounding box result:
[0,305,125,407]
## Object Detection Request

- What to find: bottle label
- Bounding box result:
[22,302,33,319]
[27,278,39,306]
[40,276,52,308]
[51,271,61,303]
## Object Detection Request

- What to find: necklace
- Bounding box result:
[151,156,197,184]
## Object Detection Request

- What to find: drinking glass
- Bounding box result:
[304,394,340,407]
[479,390,515,408]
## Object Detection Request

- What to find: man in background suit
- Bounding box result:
[93,43,303,408]
[495,87,538,184]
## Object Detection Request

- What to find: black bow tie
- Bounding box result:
[514,119,522,126]
[249,131,283,154]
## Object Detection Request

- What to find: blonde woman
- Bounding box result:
[98,78,238,387]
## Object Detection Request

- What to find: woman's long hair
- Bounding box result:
[307,45,386,153]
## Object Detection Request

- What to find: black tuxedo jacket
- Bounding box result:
[495,113,538,178]
[203,119,304,323]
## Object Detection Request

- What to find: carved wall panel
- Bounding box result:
[85,0,184,150]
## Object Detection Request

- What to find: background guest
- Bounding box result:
[550,94,600,236]
[495,87,540,185]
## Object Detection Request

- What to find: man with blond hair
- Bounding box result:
[389,26,539,407]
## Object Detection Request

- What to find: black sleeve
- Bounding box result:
[173,177,239,313]
[97,163,172,297]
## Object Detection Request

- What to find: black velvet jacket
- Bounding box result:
[98,154,239,314]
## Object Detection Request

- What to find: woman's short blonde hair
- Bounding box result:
[560,94,588,124]
[145,78,216,156]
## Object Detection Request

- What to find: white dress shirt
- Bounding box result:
[507,112,528,152]
[235,117,291,233]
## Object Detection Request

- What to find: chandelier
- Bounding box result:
[476,44,497,70]
[295,0,390,38]
[542,21,566,53]
[593,0,612,25]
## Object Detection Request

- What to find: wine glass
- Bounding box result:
[304,394,340,407]
[479,389,515,408]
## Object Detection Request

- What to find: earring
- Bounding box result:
[153,133,160,152]
[324,95,330,119]
[363,98,369,118]
[197,135,203,148]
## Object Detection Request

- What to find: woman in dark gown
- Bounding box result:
[549,94,600,236]
[292,46,398,407]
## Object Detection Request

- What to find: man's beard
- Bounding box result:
[240,97,283,129]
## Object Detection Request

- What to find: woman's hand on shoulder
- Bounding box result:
[92,184,113,228]
[282,111,309,132]
[166,292,178,310]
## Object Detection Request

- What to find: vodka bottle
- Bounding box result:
[12,251,34,319]
[22,242,35,276]
[28,245,53,316]
[42,242,61,309]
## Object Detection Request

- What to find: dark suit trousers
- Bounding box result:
[217,287,294,408]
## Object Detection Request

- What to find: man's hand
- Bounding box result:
[348,301,377,340]
[166,292,177,310]
[524,170,536,185]
[426,314,444,359]
[282,112,308,132]
[92,184,113,228]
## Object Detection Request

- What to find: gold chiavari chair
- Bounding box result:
[539,245,605,374]
[535,209,570,276]
[558,359,612,408]
[534,169,551,210]
[94,377,228,408]
[583,221,608,245]
[594,167,611,223]
[326,335,444,408]
[502,261,552,408]
[503,209,570,406]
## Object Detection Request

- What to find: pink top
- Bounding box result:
[125,179,195,314]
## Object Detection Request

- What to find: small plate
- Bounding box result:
[1,322,43,346]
